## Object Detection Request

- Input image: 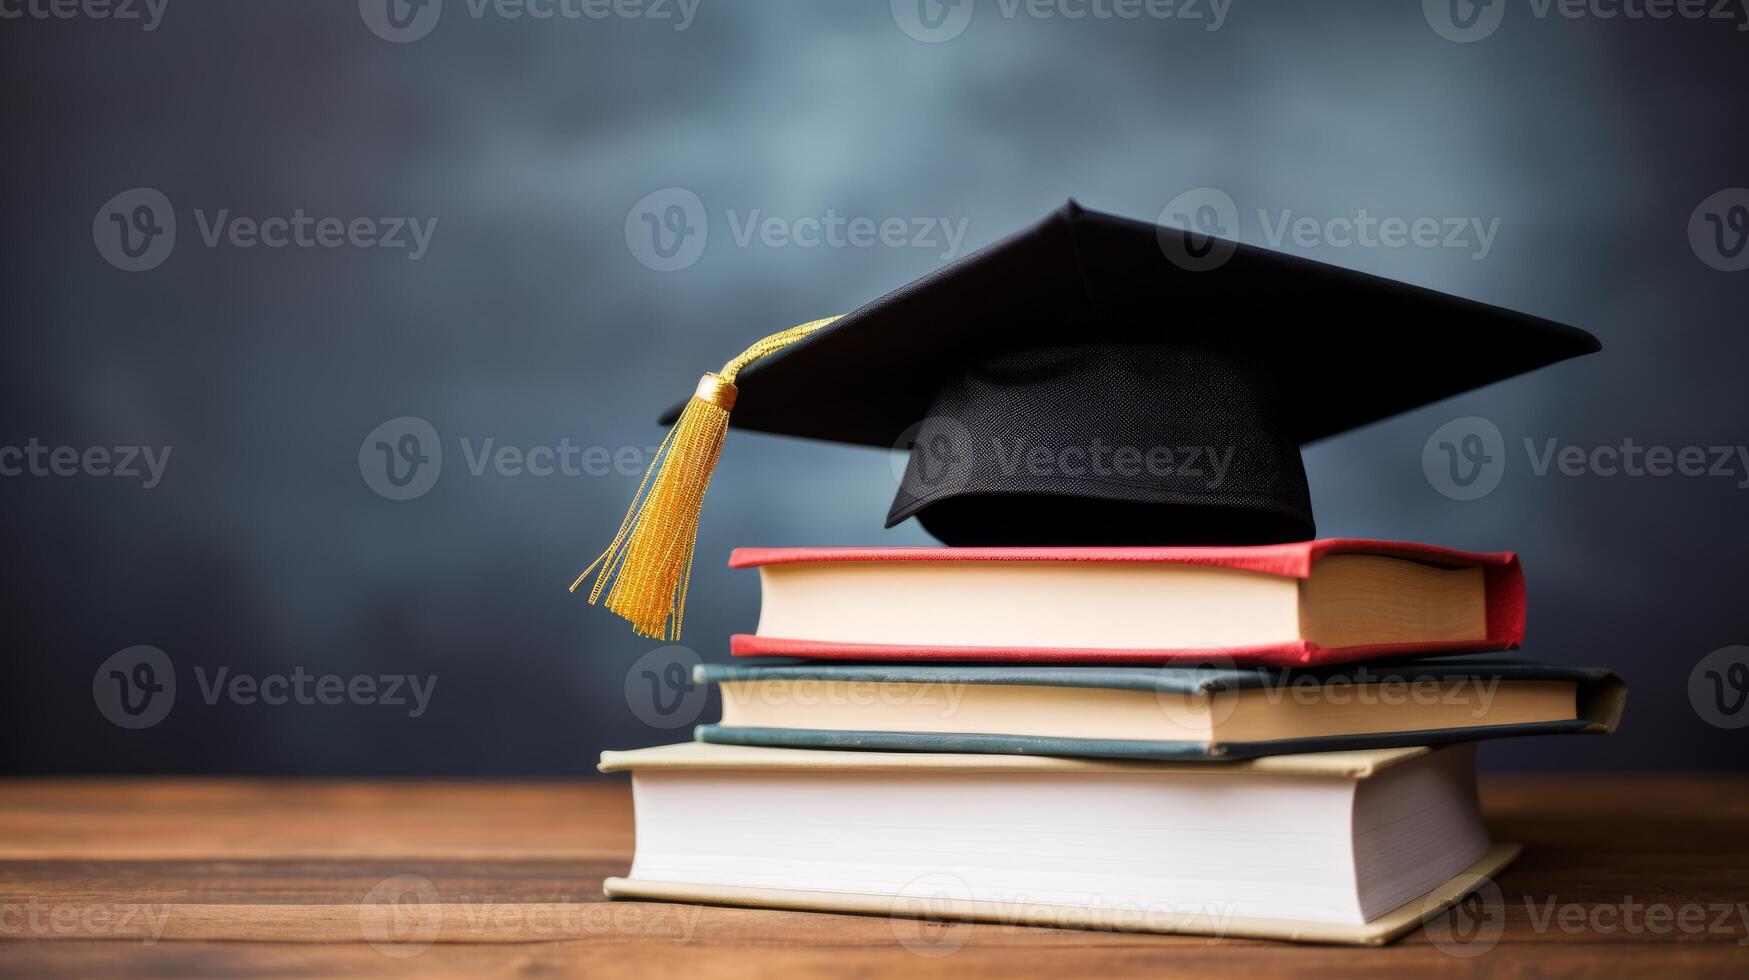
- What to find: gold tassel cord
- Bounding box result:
[570,316,843,639]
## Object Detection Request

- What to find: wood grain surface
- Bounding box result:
[1,774,1746,977]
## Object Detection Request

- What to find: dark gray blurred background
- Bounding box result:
[3,0,1745,774]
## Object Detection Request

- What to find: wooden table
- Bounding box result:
[1,775,1745,977]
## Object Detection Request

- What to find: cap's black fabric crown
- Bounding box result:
[888,344,1314,546]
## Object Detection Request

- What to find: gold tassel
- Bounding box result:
[571,316,842,639]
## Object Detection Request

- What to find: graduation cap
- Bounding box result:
[574,200,1599,639]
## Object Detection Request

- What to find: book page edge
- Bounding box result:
[602,841,1520,946]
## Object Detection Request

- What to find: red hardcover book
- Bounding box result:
[727,539,1524,668]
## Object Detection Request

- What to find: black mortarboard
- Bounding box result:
[577,200,1599,638]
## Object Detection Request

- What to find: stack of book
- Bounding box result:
[585,202,1620,944]
[600,539,1624,944]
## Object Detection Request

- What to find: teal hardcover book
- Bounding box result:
[693,658,1625,761]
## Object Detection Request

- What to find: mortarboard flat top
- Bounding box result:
[666,200,1598,447]
[661,200,1598,546]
